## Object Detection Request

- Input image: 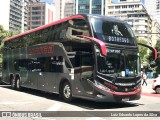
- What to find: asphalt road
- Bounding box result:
[0,79,160,120]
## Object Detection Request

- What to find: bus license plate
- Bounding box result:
[122,98,129,101]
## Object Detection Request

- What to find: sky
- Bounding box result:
[112,0,118,2]
[40,0,54,3]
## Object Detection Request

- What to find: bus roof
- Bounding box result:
[87,14,127,23]
[3,14,127,42]
[3,14,84,42]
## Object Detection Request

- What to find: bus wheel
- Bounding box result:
[62,81,72,102]
[16,78,21,90]
[11,77,16,89]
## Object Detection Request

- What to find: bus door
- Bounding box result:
[80,53,94,95]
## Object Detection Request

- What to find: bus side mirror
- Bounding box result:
[137,43,158,66]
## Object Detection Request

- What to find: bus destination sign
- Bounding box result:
[28,45,54,55]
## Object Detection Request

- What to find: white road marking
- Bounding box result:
[46,103,62,111]
[86,117,106,120]
[0,85,11,87]
[34,117,56,120]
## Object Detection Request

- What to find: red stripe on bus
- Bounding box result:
[97,85,142,96]
[153,48,158,60]
[3,15,84,42]
[108,88,141,96]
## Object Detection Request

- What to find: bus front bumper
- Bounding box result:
[87,80,141,102]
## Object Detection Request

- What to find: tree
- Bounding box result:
[154,40,160,76]
[0,25,20,41]
[0,25,18,71]
[0,25,9,40]
[137,39,148,63]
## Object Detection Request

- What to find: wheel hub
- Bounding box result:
[63,85,71,98]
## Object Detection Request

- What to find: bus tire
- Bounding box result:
[11,76,16,89]
[62,81,73,102]
[16,77,21,90]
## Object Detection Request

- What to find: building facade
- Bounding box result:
[156,0,160,24]
[75,0,105,15]
[28,2,54,30]
[53,0,74,21]
[0,0,11,30]
[0,0,38,32]
[64,0,75,18]
[110,0,160,46]
[151,18,160,46]
[144,0,160,24]
[22,0,40,32]
[106,1,153,46]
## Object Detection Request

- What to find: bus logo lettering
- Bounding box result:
[28,45,53,55]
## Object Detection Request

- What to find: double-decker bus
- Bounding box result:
[1,14,157,102]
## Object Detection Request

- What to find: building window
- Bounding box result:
[32,12,41,15]
[32,16,41,20]
[115,6,121,9]
[122,5,127,8]
[108,6,114,9]
[32,21,41,25]
[79,5,85,9]
[32,7,41,10]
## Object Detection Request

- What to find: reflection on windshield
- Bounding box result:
[91,18,136,46]
[96,47,140,77]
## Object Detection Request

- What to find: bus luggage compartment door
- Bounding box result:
[25,71,38,89]
[38,72,57,92]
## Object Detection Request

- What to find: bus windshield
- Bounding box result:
[91,18,136,46]
[96,47,141,77]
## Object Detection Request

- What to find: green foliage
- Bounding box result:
[0,25,9,40]
[155,40,160,76]
[0,25,20,41]
[0,25,20,71]
[137,39,148,62]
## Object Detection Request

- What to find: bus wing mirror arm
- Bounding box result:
[138,43,158,61]
[77,35,107,56]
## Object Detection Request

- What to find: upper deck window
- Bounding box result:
[91,18,136,46]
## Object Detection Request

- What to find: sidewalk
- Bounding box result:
[141,78,155,94]
[141,78,160,98]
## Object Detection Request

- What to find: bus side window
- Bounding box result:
[29,33,35,46]
[14,60,19,71]
[14,59,29,71]
[28,58,41,72]
[50,56,63,73]
[36,57,63,73]
[81,54,94,79]
[81,54,93,66]
[3,61,7,70]
[75,54,81,67]
[23,35,29,47]
[67,19,90,39]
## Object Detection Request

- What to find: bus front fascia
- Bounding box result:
[76,36,142,100]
